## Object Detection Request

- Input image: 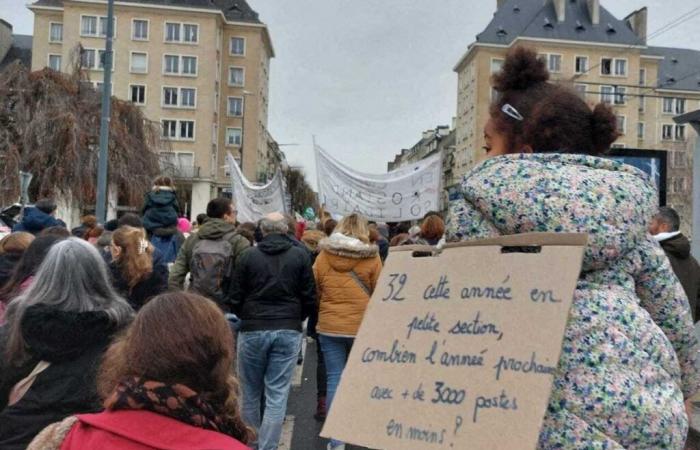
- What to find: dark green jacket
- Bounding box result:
[168,218,249,290]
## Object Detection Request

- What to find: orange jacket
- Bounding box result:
[313,233,382,337]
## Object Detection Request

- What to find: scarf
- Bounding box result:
[105,377,237,437]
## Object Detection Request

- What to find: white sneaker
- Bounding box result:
[327,443,345,450]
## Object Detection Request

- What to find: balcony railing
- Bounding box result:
[160,163,201,179]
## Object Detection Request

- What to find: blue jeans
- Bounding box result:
[238,330,302,450]
[318,334,354,447]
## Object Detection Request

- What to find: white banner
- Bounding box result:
[315,145,441,222]
[227,153,287,223]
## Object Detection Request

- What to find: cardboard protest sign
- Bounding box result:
[321,233,586,450]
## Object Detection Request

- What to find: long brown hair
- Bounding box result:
[0,232,34,255]
[420,215,445,241]
[98,292,253,443]
[111,226,153,288]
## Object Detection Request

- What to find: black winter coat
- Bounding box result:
[109,260,168,310]
[0,305,122,450]
[141,189,180,232]
[228,233,316,332]
[660,233,700,322]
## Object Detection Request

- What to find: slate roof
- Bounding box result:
[0,34,33,70]
[476,0,644,47]
[31,0,261,23]
[645,46,700,92]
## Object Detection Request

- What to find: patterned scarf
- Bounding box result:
[105,377,237,437]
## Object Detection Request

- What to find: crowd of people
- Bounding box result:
[0,44,699,450]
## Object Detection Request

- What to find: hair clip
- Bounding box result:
[138,239,148,254]
[501,103,524,121]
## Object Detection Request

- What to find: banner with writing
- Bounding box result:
[322,233,586,450]
[315,145,441,222]
[227,153,287,223]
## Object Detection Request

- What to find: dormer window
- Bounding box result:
[606,23,616,34]
[575,20,585,32]
[544,17,554,29]
[497,26,507,37]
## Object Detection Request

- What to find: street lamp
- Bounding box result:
[239,90,255,174]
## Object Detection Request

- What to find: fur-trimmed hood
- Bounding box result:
[319,233,379,273]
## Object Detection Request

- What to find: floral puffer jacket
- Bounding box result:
[447,153,700,449]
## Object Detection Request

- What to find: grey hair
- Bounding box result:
[6,237,133,327]
[260,218,289,237]
[654,206,681,232]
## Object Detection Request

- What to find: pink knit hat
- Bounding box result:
[177,217,192,234]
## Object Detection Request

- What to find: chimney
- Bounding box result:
[625,7,648,43]
[553,0,566,22]
[587,0,600,25]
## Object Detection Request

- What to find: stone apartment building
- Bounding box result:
[28,0,281,217]
[454,0,700,231]
[0,19,32,69]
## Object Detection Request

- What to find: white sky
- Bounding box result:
[3,0,700,186]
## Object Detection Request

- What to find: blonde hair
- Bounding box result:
[335,214,370,243]
[111,226,153,288]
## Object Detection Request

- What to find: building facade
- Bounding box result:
[29,0,275,217]
[0,19,32,70]
[454,0,700,232]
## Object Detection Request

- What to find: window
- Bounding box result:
[130,85,145,104]
[132,19,148,40]
[164,55,179,74]
[48,54,61,71]
[574,84,587,99]
[614,59,627,76]
[98,17,111,37]
[601,58,612,75]
[181,88,196,107]
[662,124,674,140]
[228,67,244,86]
[676,124,686,141]
[130,52,147,73]
[639,68,646,85]
[548,54,561,73]
[637,122,644,140]
[165,22,180,42]
[490,58,504,74]
[81,16,97,36]
[183,24,198,43]
[98,50,107,69]
[673,178,687,194]
[673,151,686,168]
[575,56,588,74]
[638,95,645,113]
[226,128,242,146]
[230,37,245,55]
[49,23,63,42]
[227,97,243,116]
[162,120,177,139]
[676,98,686,115]
[163,87,178,106]
[600,85,614,104]
[81,48,96,69]
[182,56,197,75]
[616,115,626,135]
[179,121,194,140]
[663,97,674,113]
[614,87,626,105]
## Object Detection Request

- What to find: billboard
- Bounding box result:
[605,148,667,206]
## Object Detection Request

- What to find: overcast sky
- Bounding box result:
[3,0,700,185]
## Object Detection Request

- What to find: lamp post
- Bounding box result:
[673,109,700,260]
[239,90,255,177]
[95,0,115,223]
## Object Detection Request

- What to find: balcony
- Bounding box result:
[160,163,201,179]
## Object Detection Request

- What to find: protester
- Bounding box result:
[228,213,316,450]
[12,199,66,235]
[194,213,208,232]
[237,222,258,247]
[0,235,66,323]
[108,226,168,310]
[389,232,410,247]
[446,46,698,448]
[0,238,132,449]
[141,176,180,233]
[27,292,252,450]
[323,219,337,237]
[117,213,143,229]
[368,223,389,262]
[70,215,97,239]
[169,197,249,310]
[39,226,71,238]
[177,216,192,237]
[85,225,104,245]
[301,227,329,419]
[313,213,382,450]
[650,207,700,322]
[412,214,445,246]
[0,232,34,289]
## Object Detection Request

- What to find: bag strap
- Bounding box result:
[8,360,51,406]
[349,270,371,297]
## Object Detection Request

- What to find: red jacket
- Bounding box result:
[60,410,249,450]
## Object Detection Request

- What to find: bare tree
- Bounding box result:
[283,166,318,214]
